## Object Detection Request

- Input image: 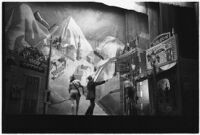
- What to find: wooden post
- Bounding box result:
[173,30,182,115]
[43,36,52,114]
[152,64,158,115]
[148,52,158,115]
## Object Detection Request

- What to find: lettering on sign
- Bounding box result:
[19,47,47,73]
[146,35,177,70]
[150,32,171,47]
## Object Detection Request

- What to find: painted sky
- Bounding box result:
[25,2,126,48]
[4,2,150,49]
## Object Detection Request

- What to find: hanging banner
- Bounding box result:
[146,34,177,70]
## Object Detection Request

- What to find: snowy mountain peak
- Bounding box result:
[53,16,93,59]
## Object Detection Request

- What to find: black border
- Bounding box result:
[2,2,199,133]
[2,115,199,133]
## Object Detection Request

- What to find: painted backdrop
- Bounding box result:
[4,2,126,114]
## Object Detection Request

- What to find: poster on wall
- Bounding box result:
[50,57,67,80]
[146,33,177,70]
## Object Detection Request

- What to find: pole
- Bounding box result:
[152,64,158,115]
[43,35,52,114]
[149,51,158,115]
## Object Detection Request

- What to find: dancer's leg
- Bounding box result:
[71,100,75,115]
[89,99,95,115]
[85,100,92,115]
[75,96,80,115]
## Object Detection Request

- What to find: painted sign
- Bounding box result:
[50,57,66,80]
[19,47,47,73]
[150,32,171,47]
[146,35,177,70]
[117,62,130,74]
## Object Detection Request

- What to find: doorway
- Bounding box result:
[21,75,40,114]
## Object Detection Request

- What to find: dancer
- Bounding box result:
[69,75,84,115]
[85,76,107,115]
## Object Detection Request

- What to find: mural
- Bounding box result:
[5,3,126,114]
[5,4,50,74]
